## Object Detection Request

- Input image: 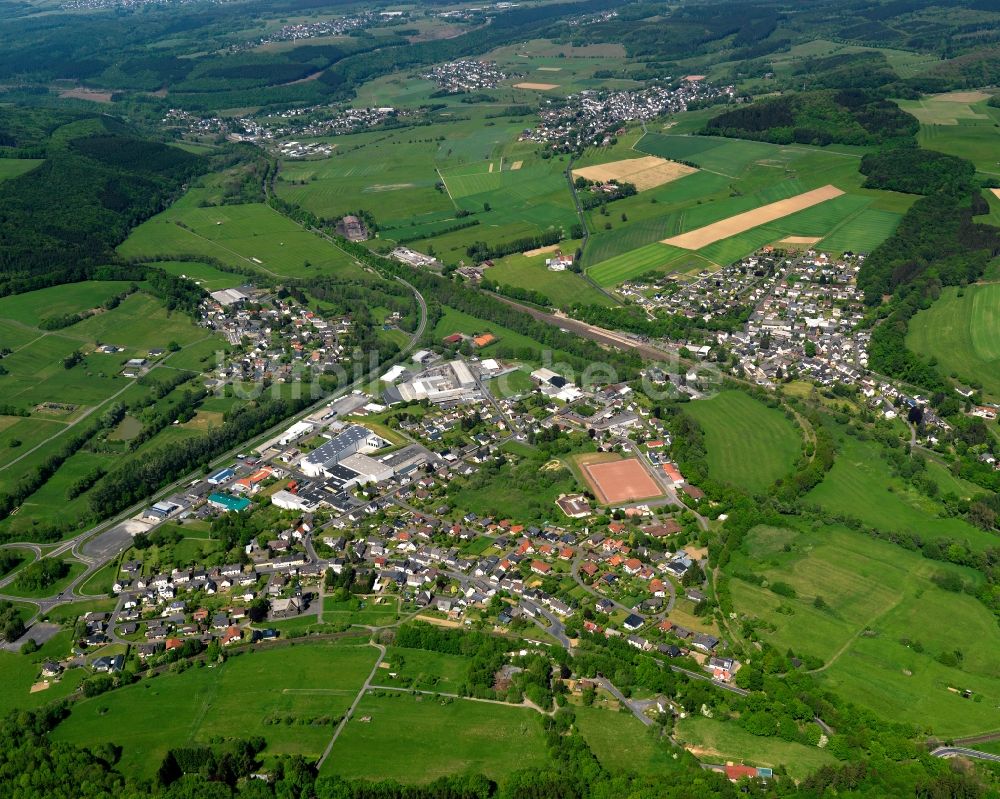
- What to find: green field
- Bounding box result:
[119,193,365,280]
[685,391,801,492]
[0,158,42,182]
[727,523,1000,736]
[899,93,1000,177]
[807,429,1000,552]
[0,280,135,328]
[574,706,681,777]
[907,284,1000,400]
[674,716,836,780]
[0,630,87,717]
[381,646,470,692]
[322,692,549,783]
[53,640,379,776]
[486,243,613,307]
[154,260,247,291]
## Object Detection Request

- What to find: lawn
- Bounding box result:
[674,716,836,780]
[907,283,1000,400]
[52,641,380,777]
[685,391,801,492]
[726,522,1000,736]
[322,596,399,627]
[322,692,550,783]
[0,630,87,717]
[7,559,86,599]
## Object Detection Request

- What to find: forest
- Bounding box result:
[0,113,206,297]
[702,90,919,146]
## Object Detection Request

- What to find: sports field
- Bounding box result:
[685,391,801,492]
[322,692,549,783]
[579,455,663,504]
[52,641,380,777]
[572,156,697,192]
[726,523,1000,736]
[906,283,1000,400]
[662,185,845,249]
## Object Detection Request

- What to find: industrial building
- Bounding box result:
[300,424,385,478]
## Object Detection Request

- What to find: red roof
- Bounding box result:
[725,765,758,781]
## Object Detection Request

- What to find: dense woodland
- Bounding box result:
[703,90,919,146]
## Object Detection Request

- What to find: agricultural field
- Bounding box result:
[119,192,365,280]
[0,280,135,328]
[805,430,999,551]
[906,285,1000,400]
[578,133,911,284]
[726,523,1000,736]
[52,640,380,777]
[322,691,550,783]
[673,716,836,780]
[685,391,801,492]
[901,92,1000,177]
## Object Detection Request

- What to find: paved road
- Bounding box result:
[931,746,1000,763]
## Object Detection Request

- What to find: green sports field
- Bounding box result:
[685,391,801,492]
[726,523,1000,736]
[52,641,380,777]
[906,283,1000,400]
[321,691,549,783]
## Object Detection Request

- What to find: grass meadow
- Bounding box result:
[673,716,836,780]
[119,193,365,280]
[486,242,613,307]
[726,523,1000,736]
[53,641,380,777]
[0,158,42,182]
[685,391,801,492]
[806,428,999,552]
[907,283,1000,400]
[322,691,549,783]
[574,706,682,777]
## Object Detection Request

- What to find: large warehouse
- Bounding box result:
[300,424,385,478]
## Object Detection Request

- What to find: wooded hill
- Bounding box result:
[702,89,919,146]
